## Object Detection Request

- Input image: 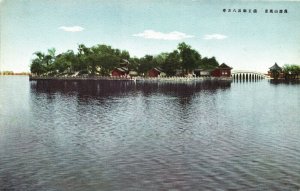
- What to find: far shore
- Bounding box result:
[0,74,30,76]
[29,76,233,82]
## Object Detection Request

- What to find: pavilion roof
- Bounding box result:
[115,67,128,72]
[269,63,282,70]
[218,63,232,69]
[153,67,163,73]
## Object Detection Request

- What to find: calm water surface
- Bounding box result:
[0,76,299,190]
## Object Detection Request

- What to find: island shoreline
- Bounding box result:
[29,76,233,82]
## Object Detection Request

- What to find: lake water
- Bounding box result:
[0,76,299,190]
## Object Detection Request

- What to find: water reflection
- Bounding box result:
[233,77,261,83]
[31,80,231,100]
[2,77,300,190]
[269,79,300,85]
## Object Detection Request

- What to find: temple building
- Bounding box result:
[268,63,284,79]
[148,67,163,77]
[111,59,130,77]
[211,63,232,77]
[111,67,129,77]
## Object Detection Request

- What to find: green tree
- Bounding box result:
[283,64,300,79]
[30,59,46,75]
[161,50,180,76]
[30,42,224,77]
[200,56,219,69]
[177,42,201,74]
[53,50,77,75]
[153,53,168,67]
[128,57,140,72]
[138,55,156,75]
[90,44,122,75]
[44,48,56,74]
[30,51,46,75]
[77,44,90,73]
[120,50,130,60]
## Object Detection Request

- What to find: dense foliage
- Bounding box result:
[30,42,220,76]
[282,64,300,79]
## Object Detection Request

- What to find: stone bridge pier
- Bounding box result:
[231,70,266,81]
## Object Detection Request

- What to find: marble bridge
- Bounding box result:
[231,70,267,81]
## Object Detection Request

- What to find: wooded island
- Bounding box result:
[30,42,221,77]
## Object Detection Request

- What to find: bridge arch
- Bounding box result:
[231,71,266,82]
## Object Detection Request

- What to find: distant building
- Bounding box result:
[268,63,284,79]
[193,69,213,77]
[111,59,130,77]
[111,67,129,77]
[211,63,232,77]
[148,67,162,77]
[269,62,282,71]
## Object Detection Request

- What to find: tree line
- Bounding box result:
[282,64,300,79]
[30,42,220,77]
[270,64,300,80]
[0,71,30,75]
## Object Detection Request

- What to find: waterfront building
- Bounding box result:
[111,67,129,77]
[268,63,284,79]
[193,69,213,77]
[111,59,130,77]
[148,67,163,77]
[211,63,233,77]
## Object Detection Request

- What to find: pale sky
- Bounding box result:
[0,0,300,73]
